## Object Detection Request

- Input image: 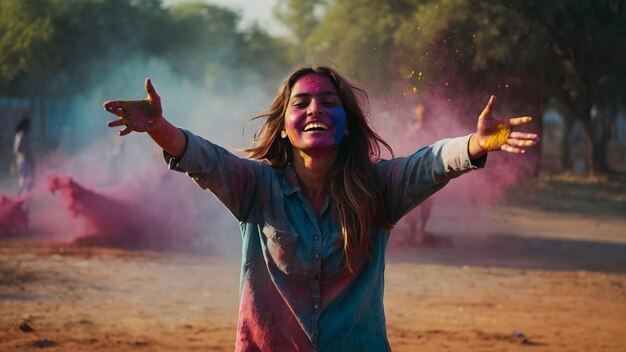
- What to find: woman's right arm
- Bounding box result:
[165,130,262,221]
[103,78,261,221]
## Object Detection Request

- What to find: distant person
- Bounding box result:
[103,66,539,351]
[568,120,588,173]
[400,103,442,246]
[13,117,35,196]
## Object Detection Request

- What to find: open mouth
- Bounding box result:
[303,122,329,132]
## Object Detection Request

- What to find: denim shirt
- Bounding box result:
[165,130,484,351]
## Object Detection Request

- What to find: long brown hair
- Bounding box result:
[245,66,394,271]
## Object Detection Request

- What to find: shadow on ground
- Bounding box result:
[389,233,626,274]
[508,175,626,218]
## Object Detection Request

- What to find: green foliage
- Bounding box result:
[274,0,324,44]
[2,0,623,173]
[163,1,289,91]
[0,0,289,98]
[538,0,626,172]
[275,0,625,173]
[164,2,244,86]
[395,1,549,104]
[239,23,292,90]
[41,0,169,97]
[303,0,415,94]
[0,0,54,94]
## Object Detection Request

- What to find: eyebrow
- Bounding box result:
[291,91,339,98]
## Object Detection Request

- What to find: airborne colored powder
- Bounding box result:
[46,173,197,250]
[0,195,29,234]
[47,174,136,246]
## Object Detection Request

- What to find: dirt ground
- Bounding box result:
[1,175,625,351]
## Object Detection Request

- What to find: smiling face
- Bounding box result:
[283,74,348,154]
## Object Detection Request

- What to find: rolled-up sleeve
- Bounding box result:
[377,134,486,223]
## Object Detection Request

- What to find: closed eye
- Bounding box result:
[292,98,310,108]
[322,100,339,107]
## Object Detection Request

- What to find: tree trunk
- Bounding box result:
[591,106,615,174]
[581,116,596,175]
[592,135,610,173]
[560,117,573,171]
[530,78,547,176]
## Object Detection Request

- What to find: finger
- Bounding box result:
[506,138,538,147]
[501,144,525,154]
[479,95,496,119]
[106,108,127,118]
[103,101,130,116]
[508,116,533,126]
[510,131,540,140]
[118,127,133,136]
[145,78,161,105]
[103,100,124,110]
[107,119,126,128]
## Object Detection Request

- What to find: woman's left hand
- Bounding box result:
[470,96,539,158]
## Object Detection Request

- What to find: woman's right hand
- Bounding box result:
[103,78,163,136]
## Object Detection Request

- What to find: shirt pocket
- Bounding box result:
[262,224,299,276]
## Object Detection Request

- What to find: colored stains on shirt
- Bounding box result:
[166,130,482,351]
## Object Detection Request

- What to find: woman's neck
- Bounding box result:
[292,149,337,215]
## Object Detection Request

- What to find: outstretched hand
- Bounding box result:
[475,96,539,154]
[103,78,162,136]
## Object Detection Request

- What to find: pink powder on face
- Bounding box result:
[0,195,29,234]
[284,74,347,152]
[299,75,324,92]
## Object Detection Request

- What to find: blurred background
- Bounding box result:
[1,0,625,247]
[1,0,625,176]
[1,2,625,350]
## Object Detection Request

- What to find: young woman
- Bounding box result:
[103,66,538,351]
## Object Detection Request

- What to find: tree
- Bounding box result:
[394,0,550,174]
[164,1,244,87]
[274,0,324,43]
[302,0,415,96]
[394,0,626,175]
[539,0,626,174]
[238,23,292,90]
[0,0,54,96]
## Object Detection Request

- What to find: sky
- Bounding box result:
[162,0,285,35]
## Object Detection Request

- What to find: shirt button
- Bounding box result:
[314,236,319,241]
[314,253,320,259]
[314,304,320,309]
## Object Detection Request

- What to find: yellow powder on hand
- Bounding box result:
[483,123,511,150]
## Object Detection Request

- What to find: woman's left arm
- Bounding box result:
[468,96,539,160]
[379,95,540,224]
